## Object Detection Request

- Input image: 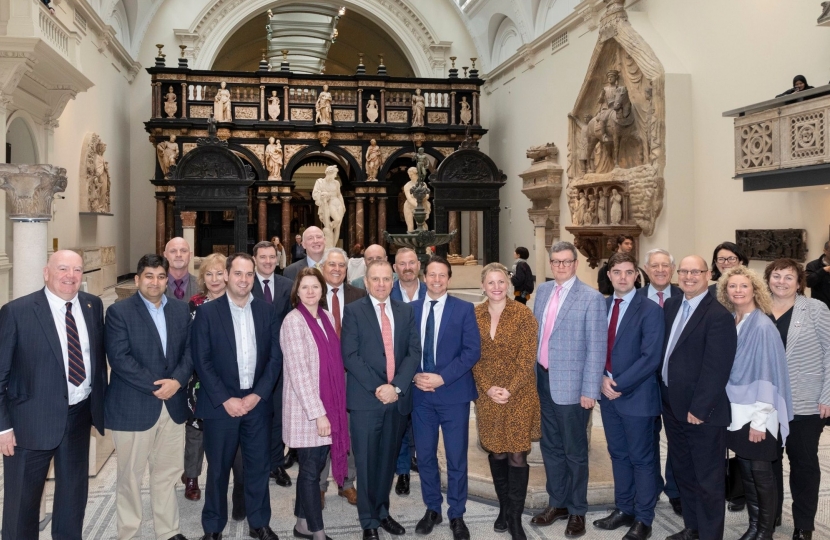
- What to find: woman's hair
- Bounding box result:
[514,246,529,260]
[290,267,327,308]
[710,241,749,280]
[481,262,510,283]
[349,243,364,258]
[197,253,227,293]
[793,74,808,87]
[717,265,773,315]
[764,258,807,296]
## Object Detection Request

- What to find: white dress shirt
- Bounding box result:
[369,294,395,337]
[662,289,708,381]
[420,293,447,369]
[326,283,346,320]
[44,287,92,405]
[228,294,257,390]
[397,281,420,303]
[646,284,673,305]
[256,272,275,293]
[607,287,637,333]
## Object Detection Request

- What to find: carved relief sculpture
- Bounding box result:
[585,193,597,225]
[609,188,622,225]
[366,94,379,123]
[411,89,425,127]
[213,81,232,122]
[415,147,429,183]
[265,137,283,180]
[79,133,111,213]
[164,86,178,118]
[403,166,431,232]
[267,90,281,120]
[156,135,179,177]
[312,164,345,247]
[597,189,607,224]
[736,229,808,262]
[316,84,333,125]
[0,164,67,220]
[366,139,381,180]
[459,96,472,125]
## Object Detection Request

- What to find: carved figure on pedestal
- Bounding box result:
[156,135,179,176]
[85,138,110,213]
[415,147,429,183]
[459,96,472,125]
[597,190,607,224]
[213,81,232,122]
[365,139,381,181]
[315,84,332,125]
[267,90,281,120]
[610,188,622,225]
[584,193,597,225]
[265,137,283,180]
[403,166,430,232]
[312,165,345,247]
[573,191,586,226]
[164,86,177,118]
[366,94,379,123]
[411,89,425,127]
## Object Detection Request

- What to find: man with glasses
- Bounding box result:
[660,256,736,540]
[530,242,606,538]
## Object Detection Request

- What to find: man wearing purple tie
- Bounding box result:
[164,237,198,302]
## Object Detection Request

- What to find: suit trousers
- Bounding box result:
[112,405,185,540]
[202,404,272,533]
[395,416,416,475]
[296,446,330,532]
[536,364,591,515]
[350,406,407,529]
[2,399,91,540]
[319,411,356,491]
[413,400,471,519]
[654,415,680,499]
[773,413,826,531]
[270,375,285,471]
[662,392,726,540]
[600,398,658,525]
[184,423,205,479]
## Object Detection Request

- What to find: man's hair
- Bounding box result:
[394,247,417,262]
[607,251,638,272]
[644,248,674,267]
[226,252,255,272]
[425,255,452,278]
[616,234,634,247]
[515,246,529,260]
[137,254,169,275]
[252,241,276,257]
[365,259,393,276]
[550,241,578,260]
[322,247,348,264]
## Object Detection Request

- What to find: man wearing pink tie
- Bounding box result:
[530,242,607,538]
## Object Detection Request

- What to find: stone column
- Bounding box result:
[280,195,291,259]
[450,91,456,125]
[155,195,166,255]
[380,89,386,124]
[347,197,356,249]
[368,196,377,245]
[377,194,387,249]
[0,164,67,299]
[528,211,549,291]
[283,86,289,120]
[472,92,479,125]
[469,211,479,260]
[181,83,188,119]
[0,96,12,305]
[165,198,175,241]
[355,196,365,246]
[259,85,265,121]
[449,211,461,254]
[257,196,267,241]
[357,89,363,123]
[180,211,197,274]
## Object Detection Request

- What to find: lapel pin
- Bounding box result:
[87,303,92,308]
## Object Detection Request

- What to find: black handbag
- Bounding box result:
[725,452,744,501]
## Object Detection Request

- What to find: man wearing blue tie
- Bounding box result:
[410,256,481,540]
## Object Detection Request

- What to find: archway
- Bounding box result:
[5,117,40,164]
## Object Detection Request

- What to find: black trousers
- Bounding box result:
[773,414,825,531]
[2,399,91,540]
[270,375,285,471]
[295,446,330,532]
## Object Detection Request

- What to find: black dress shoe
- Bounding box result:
[666,529,699,540]
[249,526,279,540]
[411,456,419,472]
[564,515,586,538]
[450,518,470,540]
[362,529,379,540]
[728,499,746,512]
[284,448,298,469]
[380,516,406,535]
[395,474,410,495]
[669,497,682,516]
[200,535,222,540]
[271,466,292,487]
[168,535,188,540]
[293,527,312,539]
[530,506,569,526]
[592,509,635,530]
[622,521,652,540]
[793,529,813,540]
[416,510,443,535]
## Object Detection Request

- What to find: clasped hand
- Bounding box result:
[414,373,444,392]
[223,394,261,417]
[601,376,621,400]
[487,386,510,405]
[153,379,181,400]
[375,384,398,404]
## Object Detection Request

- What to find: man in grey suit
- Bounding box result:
[164,237,198,301]
[283,226,326,281]
[530,241,606,537]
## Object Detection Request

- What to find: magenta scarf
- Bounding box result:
[296,303,350,485]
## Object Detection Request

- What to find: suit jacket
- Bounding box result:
[533,277,607,405]
[806,257,830,310]
[164,272,198,301]
[603,292,665,416]
[636,284,683,305]
[390,280,427,302]
[326,282,366,308]
[252,273,293,318]
[104,293,193,431]
[191,294,283,419]
[341,296,422,415]
[782,295,830,414]
[661,292,737,426]
[411,295,481,406]
[0,288,106,450]
[283,258,309,282]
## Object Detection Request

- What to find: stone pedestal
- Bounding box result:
[469,211,478,260]
[13,222,47,297]
[519,144,563,284]
[181,211,197,274]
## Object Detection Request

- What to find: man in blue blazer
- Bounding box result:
[593,252,665,540]
[410,256,481,540]
[531,241,606,538]
[0,250,107,540]
[342,260,421,540]
[106,254,192,540]
[192,253,284,540]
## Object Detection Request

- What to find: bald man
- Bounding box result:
[0,250,107,540]
[164,237,198,302]
[351,244,394,290]
[283,226,326,281]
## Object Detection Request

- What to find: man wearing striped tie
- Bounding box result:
[0,250,107,540]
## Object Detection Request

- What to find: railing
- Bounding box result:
[37,2,69,57]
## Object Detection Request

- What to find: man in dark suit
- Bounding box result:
[291,233,306,263]
[593,252,665,540]
[192,253,283,540]
[597,235,647,295]
[106,254,192,540]
[805,240,830,311]
[164,237,198,301]
[283,226,326,281]
[638,248,683,517]
[410,256,481,540]
[0,250,107,540]
[661,255,737,540]
[342,260,421,540]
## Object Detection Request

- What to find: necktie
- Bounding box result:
[263,279,272,304]
[65,302,86,387]
[657,291,664,308]
[379,303,395,383]
[332,288,341,337]
[606,298,623,372]
[538,286,563,369]
[662,300,691,385]
[174,279,184,300]
[422,300,438,373]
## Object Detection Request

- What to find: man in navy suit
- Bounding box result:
[410,256,481,540]
[283,226,326,281]
[341,260,421,540]
[0,250,107,540]
[593,252,665,540]
[106,254,192,540]
[638,248,683,517]
[192,253,283,540]
[661,256,737,540]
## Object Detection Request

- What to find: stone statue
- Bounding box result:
[267,90,281,120]
[411,89,425,127]
[265,137,283,180]
[366,94,379,123]
[415,147,429,183]
[80,134,110,214]
[526,142,559,163]
[403,166,431,232]
[213,81,232,122]
[0,164,67,219]
[610,188,622,225]
[164,86,177,118]
[573,191,586,226]
[365,139,381,181]
[584,193,597,225]
[156,135,179,176]
[597,190,607,224]
[459,96,472,125]
[312,164,345,247]
[315,84,332,125]
[820,2,830,25]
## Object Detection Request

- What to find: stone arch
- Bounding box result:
[489,14,521,67]
[376,146,444,182]
[283,145,362,184]
[226,142,267,180]
[5,112,42,164]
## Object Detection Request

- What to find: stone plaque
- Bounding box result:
[234,106,258,120]
[182,143,197,155]
[736,229,807,262]
[427,111,448,124]
[290,108,314,121]
[387,111,408,123]
[189,105,212,118]
[334,109,356,122]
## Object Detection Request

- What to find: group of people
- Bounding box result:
[1,226,828,540]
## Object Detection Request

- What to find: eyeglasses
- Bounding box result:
[677,269,706,277]
[716,256,739,264]
[549,259,576,267]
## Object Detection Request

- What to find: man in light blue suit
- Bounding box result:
[530,241,606,538]
[410,256,481,540]
[593,252,665,540]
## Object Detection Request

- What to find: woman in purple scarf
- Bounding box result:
[280,267,349,540]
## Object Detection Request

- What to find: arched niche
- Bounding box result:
[5,116,40,164]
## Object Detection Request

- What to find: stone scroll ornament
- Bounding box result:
[0,164,67,220]
[80,133,111,213]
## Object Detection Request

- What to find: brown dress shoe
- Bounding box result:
[565,515,586,538]
[338,487,358,505]
[181,475,201,501]
[530,506,568,526]
[321,490,326,509]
